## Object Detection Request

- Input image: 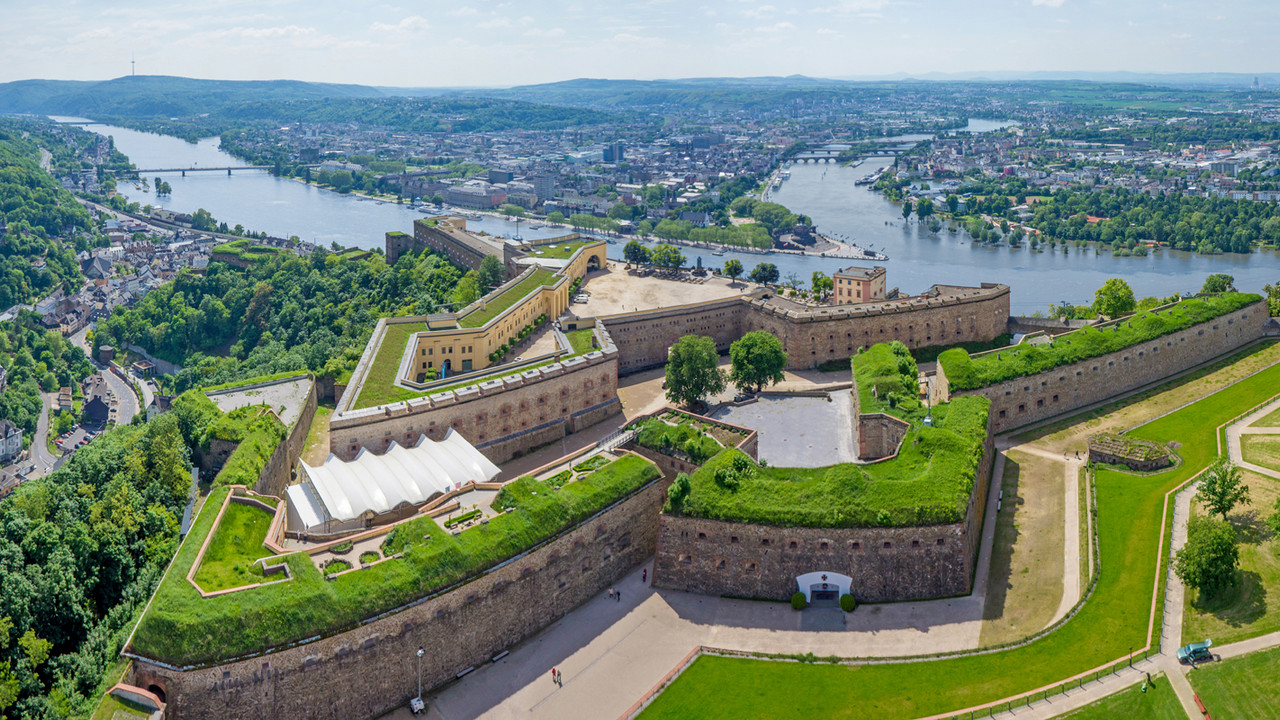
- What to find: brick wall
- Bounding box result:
[130,474,667,720]
[254,382,317,497]
[942,301,1267,434]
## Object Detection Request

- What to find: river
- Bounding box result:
[61,117,1280,314]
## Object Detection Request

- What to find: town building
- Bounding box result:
[832,265,887,305]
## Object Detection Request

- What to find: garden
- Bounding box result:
[190,500,278,593]
[638,347,1280,720]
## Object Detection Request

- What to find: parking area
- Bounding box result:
[54,425,99,454]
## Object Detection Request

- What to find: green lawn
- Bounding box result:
[1188,644,1280,719]
[130,454,660,666]
[638,351,1280,720]
[191,501,276,592]
[1240,434,1280,473]
[1057,674,1183,720]
[353,321,428,409]
[1182,471,1280,646]
[459,268,557,328]
[91,694,153,720]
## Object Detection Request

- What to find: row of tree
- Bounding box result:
[664,332,788,408]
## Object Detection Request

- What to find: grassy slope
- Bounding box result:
[353,321,427,409]
[639,352,1280,720]
[130,454,659,666]
[1057,674,1184,720]
[1187,644,1280,719]
[191,502,275,592]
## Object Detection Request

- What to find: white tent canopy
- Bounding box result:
[286,430,499,532]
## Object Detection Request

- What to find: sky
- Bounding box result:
[2,0,1276,88]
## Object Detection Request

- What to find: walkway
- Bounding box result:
[1224,394,1280,480]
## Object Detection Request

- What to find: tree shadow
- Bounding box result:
[982,455,1023,623]
[1193,570,1267,629]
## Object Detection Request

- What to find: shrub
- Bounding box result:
[359,551,380,565]
[323,559,351,575]
[840,594,857,612]
[666,473,692,511]
[791,592,807,610]
[331,541,353,555]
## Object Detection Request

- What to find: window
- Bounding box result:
[998,410,1007,419]
[761,538,771,547]
[730,536,740,544]
[936,538,946,546]
[882,541,892,549]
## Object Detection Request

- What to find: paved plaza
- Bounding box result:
[571,267,747,318]
[710,391,857,467]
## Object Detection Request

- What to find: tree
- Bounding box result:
[1201,273,1236,294]
[546,211,566,224]
[749,263,779,285]
[1092,278,1136,318]
[915,197,934,219]
[901,199,913,221]
[499,204,526,218]
[650,243,685,269]
[1175,515,1240,597]
[623,240,650,265]
[1196,456,1250,521]
[810,271,833,297]
[729,332,787,393]
[723,258,743,282]
[477,255,504,292]
[665,335,725,408]
[946,194,959,215]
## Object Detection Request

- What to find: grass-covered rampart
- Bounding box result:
[939,293,1261,392]
[129,453,660,666]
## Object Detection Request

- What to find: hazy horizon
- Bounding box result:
[5,0,1278,87]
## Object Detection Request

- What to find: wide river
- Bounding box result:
[66,118,1280,314]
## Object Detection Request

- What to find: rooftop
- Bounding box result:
[573,269,746,318]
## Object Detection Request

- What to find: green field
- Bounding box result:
[459,268,557,328]
[1248,404,1280,427]
[191,501,276,592]
[638,351,1280,720]
[566,327,597,355]
[1188,644,1280,719]
[1240,434,1280,474]
[130,454,660,666]
[1057,674,1183,720]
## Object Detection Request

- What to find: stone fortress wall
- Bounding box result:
[651,408,996,604]
[598,283,1011,374]
[130,471,669,720]
[939,300,1268,434]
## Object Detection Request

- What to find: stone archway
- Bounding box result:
[795,571,852,603]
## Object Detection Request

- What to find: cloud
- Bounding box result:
[524,27,566,38]
[1031,0,1065,6]
[235,25,315,39]
[449,6,479,16]
[743,5,776,19]
[1171,32,1192,39]
[370,16,430,33]
[755,21,796,32]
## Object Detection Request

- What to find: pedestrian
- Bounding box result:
[608,588,614,600]
[551,668,557,685]
[556,670,562,686]
[617,589,622,603]
[642,568,648,583]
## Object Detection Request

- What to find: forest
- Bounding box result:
[92,246,467,392]
[956,179,1280,254]
[0,407,198,718]
[0,129,93,308]
[0,315,95,441]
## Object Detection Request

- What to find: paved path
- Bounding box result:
[1225,394,1280,480]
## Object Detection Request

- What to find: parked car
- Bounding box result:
[1177,639,1213,664]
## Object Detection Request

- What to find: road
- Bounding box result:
[70,327,141,424]
[28,391,59,475]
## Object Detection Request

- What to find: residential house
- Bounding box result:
[0,420,21,464]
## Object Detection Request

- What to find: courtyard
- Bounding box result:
[709,391,857,467]
[571,267,749,318]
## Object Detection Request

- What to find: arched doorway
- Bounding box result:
[587,255,601,272]
[441,359,451,380]
[147,685,167,704]
[795,571,852,605]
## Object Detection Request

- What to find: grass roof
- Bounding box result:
[459,268,558,328]
[939,293,1261,392]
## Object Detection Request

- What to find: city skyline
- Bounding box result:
[4,0,1279,87]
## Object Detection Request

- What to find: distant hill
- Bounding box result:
[0,75,387,117]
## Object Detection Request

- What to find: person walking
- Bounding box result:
[556,670,562,686]
[642,568,647,583]
[616,589,622,603]
[551,668,557,686]
[608,588,614,600]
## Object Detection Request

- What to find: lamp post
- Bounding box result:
[416,646,425,701]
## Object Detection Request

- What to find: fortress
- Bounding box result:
[119,214,1272,720]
